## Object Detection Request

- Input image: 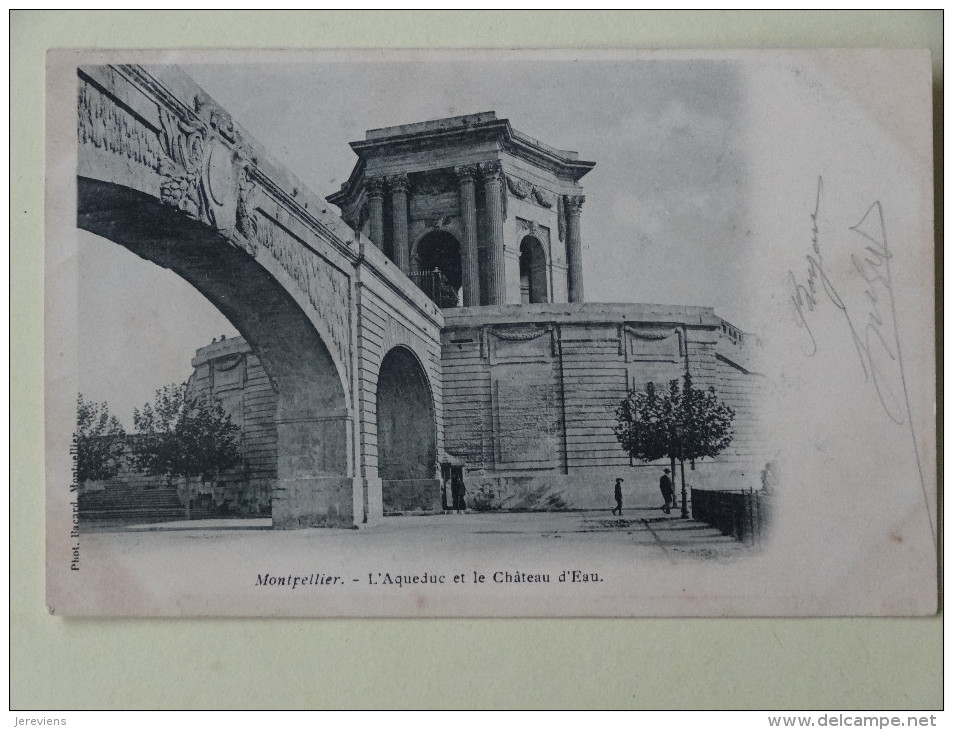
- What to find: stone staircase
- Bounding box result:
[78,481,273,524]
[78,483,191,523]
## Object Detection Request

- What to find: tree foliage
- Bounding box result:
[75,393,126,484]
[614,373,735,466]
[130,383,242,485]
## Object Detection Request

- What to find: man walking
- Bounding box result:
[612,477,624,516]
[659,468,674,514]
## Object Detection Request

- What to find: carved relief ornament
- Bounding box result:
[478,160,503,181]
[621,325,683,361]
[157,107,207,221]
[212,353,245,372]
[487,326,548,342]
[365,176,385,199]
[235,167,259,255]
[387,173,410,195]
[565,194,586,214]
[505,174,532,199]
[157,94,249,235]
[516,217,544,240]
[505,174,556,210]
[421,215,454,231]
[625,326,677,341]
[95,75,351,379]
[483,325,559,359]
[77,78,164,174]
[454,164,479,185]
[242,211,351,379]
[531,186,556,209]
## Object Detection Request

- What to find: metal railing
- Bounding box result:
[691,487,771,545]
[408,268,461,309]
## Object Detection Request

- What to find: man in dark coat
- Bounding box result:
[451,471,466,513]
[659,468,674,514]
[611,477,624,516]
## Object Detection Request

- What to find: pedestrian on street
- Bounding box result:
[612,477,624,516]
[451,472,466,513]
[659,468,674,514]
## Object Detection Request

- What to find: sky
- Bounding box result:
[79,54,752,426]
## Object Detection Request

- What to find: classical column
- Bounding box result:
[389,173,410,274]
[366,177,385,250]
[480,161,506,305]
[565,194,585,303]
[455,164,480,307]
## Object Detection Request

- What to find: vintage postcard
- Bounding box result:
[45,49,936,616]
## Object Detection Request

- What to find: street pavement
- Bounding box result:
[89,507,749,562]
[66,506,760,616]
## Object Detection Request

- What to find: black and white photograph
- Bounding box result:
[45,49,936,617]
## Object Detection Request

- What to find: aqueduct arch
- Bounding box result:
[76,64,446,527]
[78,179,352,527]
[376,345,439,513]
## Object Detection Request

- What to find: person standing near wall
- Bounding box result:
[451,470,466,513]
[612,477,624,516]
[659,468,674,514]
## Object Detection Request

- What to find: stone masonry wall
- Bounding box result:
[355,250,446,522]
[187,337,278,514]
[441,304,766,510]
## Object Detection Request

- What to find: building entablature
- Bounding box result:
[441,302,761,374]
[441,302,724,329]
[345,112,593,178]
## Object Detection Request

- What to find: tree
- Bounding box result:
[614,373,735,514]
[131,383,242,519]
[75,394,126,485]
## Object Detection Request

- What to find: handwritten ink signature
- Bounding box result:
[787,176,934,547]
[786,176,905,424]
[787,176,827,357]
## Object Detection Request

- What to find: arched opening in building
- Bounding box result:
[519,236,549,304]
[414,230,463,308]
[77,178,352,528]
[376,346,439,514]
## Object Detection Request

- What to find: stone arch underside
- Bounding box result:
[78,178,355,528]
[375,346,440,514]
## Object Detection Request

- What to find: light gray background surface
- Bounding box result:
[14,10,942,709]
